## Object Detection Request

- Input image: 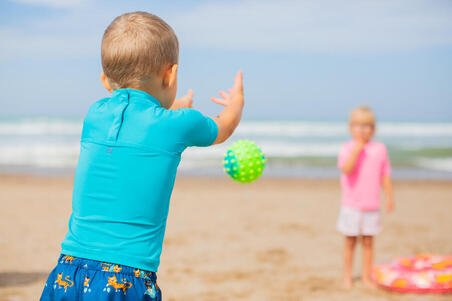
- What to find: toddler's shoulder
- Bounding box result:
[338,141,354,158]
[171,107,203,118]
[371,141,388,151]
[340,140,354,150]
[153,108,215,140]
[87,97,110,112]
[83,97,110,124]
[154,108,217,148]
[369,141,389,158]
[163,108,208,126]
[84,97,110,119]
[155,107,196,118]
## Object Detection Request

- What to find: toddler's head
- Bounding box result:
[101,12,179,108]
[348,106,375,143]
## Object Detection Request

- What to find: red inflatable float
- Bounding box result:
[372,254,452,293]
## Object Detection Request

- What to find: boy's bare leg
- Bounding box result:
[344,236,357,288]
[362,235,374,286]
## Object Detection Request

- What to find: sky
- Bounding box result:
[1,0,452,121]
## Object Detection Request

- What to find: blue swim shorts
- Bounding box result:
[40,254,161,300]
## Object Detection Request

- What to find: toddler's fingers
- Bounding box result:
[219,91,230,99]
[227,88,232,93]
[232,71,243,93]
[210,97,228,106]
[187,89,194,98]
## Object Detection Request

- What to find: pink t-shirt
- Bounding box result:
[338,140,391,211]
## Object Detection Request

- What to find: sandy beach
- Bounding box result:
[0,174,451,300]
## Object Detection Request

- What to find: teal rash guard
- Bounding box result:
[61,89,218,272]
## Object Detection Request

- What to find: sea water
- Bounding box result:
[1,117,452,179]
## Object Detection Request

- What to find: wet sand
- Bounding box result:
[0,174,451,300]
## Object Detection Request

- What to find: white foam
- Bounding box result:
[0,142,79,168]
[183,141,341,159]
[235,121,452,138]
[416,157,452,172]
[378,123,452,137]
[2,119,452,138]
[0,118,82,136]
[235,121,347,137]
[1,118,451,173]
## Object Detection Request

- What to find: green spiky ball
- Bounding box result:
[223,140,266,183]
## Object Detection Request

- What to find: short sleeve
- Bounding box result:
[337,143,350,169]
[381,145,391,176]
[181,109,218,147]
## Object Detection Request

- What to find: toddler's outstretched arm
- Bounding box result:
[210,71,244,145]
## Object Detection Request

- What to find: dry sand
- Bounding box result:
[0,174,451,300]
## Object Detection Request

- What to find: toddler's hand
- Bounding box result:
[355,139,366,151]
[171,89,194,110]
[209,71,244,145]
[210,71,244,109]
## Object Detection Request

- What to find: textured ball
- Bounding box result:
[223,140,266,183]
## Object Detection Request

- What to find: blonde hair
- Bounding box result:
[349,106,376,124]
[101,12,179,90]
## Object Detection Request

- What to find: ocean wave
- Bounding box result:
[2,118,452,138]
[183,141,342,159]
[235,122,347,137]
[1,140,451,174]
[378,123,452,137]
[415,157,452,172]
[0,141,341,168]
[237,121,452,137]
[1,118,451,175]
[236,121,452,138]
[0,118,82,136]
[0,142,79,168]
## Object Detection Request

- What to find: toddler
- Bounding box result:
[336,106,394,288]
[40,11,244,300]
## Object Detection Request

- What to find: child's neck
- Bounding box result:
[126,82,172,109]
[354,138,372,143]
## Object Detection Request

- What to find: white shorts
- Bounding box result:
[336,206,381,236]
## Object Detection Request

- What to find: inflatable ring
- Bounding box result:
[372,254,452,293]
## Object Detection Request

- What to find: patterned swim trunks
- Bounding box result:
[40,254,161,300]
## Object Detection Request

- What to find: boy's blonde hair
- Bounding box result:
[101,12,179,90]
[349,106,375,124]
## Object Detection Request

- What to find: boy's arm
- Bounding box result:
[210,71,244,145]
[340,141,365,174]
[382,175,394,213]
[170,89,193,110]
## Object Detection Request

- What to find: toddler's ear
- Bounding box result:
[163,64,178,89]
[101,72,113,93]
